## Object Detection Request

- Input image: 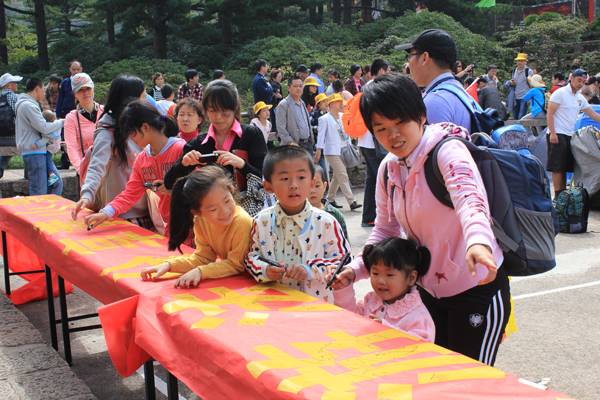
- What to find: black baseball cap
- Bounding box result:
[395,29,457,66]
[296,65,309,73]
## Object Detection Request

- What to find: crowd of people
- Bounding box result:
[2,25,598,369]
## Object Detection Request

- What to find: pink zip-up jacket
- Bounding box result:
[101,137,185,226]
[334,285,435,342]
[349,123,503,299]
[63,104,104,175]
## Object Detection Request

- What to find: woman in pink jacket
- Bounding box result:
[63,73,104,176]
[329,74,510,366]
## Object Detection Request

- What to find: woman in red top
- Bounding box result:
[175,98,205,142]
[343,64,363,96]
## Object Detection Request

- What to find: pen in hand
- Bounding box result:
[326,252,351,289]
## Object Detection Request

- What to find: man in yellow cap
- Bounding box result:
[508,53,533,119]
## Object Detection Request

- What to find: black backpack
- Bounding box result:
[0,94,16,138]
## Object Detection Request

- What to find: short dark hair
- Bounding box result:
[314,163,327,184]
[49,74,62,85]
[370,59,390,77]
[310,62,323,73]
[571,62,581,71]
[390,66,399,73]
[255,59,267,72]
[202,79,240,121]
[464,77,475,87]
[486,65,497,72]
[350,64,362,76]
[185,69,198,82]
[26,77,44,92]
[287,75,302,87]
[263,145,315,183]
[359,73,426,134]
[270,69,281,80]
[174,97,204,129]
[362,237,431,277]
[553,72,565,81]
[69,60,81,68]
[161,84,174,99]
[152,72,162,85]
[327,69,340,79]
[363,65,371,74]
[212,70,224,80]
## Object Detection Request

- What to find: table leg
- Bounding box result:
[144,361,156,400]
[2,231,10,295]
[58,275,72,365]
[167,371,179,400]
[45,265,58,350]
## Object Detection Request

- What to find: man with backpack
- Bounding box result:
[0,73,22,179]
[477,76,508,120]
[508,53,534,120]
[547,69,600,198]
[396,29,472,133]
[551,72,567,94]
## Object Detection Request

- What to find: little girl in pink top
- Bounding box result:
[334,238,435,342]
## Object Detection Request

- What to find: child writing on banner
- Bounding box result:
[245,145,351,303]
[84,100,185,234]
[250,101,272,145]
[164,79,267,191]
[332,238,435,342]
[174,97,204,143]
[308,163,348,240]
[31,110,62,187]
[141,166,253,288]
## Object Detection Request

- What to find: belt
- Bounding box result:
[298,138,309,143]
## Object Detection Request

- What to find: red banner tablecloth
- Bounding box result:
[0,196,575,400]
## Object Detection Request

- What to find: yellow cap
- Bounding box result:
[304,77,321,86]
[327,93,344,104]
[315,93,328,105]
[515,53,528,61]
[253,101,273,115]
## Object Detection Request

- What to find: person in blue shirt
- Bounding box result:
[308,62,325,95]
[521,74,547,133]
[252,59,273,105]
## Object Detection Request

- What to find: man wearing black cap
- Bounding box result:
[296,65,310,82]
[396,29,472,133]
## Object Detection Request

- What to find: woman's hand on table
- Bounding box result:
[466,244,497,285]
[141,262,171,281]
[325,265,355,290]
[71,198,90,220]
[83,211,109,230]
[214,150,245,169]
[174,268,202,288]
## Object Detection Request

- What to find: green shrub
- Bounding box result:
[524,14,538,26]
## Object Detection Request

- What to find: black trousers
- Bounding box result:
[419,266,511,366]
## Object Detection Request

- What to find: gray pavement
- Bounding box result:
[1,186,600,399]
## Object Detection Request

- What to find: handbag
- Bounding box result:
[231,149,249,191]
[146,189,166,236]
[340,144,362,168]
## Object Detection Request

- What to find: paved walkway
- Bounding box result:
[0,292,97,399]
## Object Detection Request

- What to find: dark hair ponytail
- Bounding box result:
[168,166,234,253]
[362,238,430,278]
[119,99,179,139]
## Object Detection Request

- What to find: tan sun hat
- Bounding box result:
[253,101,272,115]
[304,77,321,86]
[314,93,328,105]
[528,74,546,88]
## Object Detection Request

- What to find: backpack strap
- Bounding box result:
[429,85,482,132]
[75,111,85,158]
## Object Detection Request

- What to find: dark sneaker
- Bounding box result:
[350,201,362,210]
[329,201,343,209]
[361,222,375,227]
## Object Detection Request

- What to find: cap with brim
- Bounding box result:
[327,93,345,104]
[253,101,272,115]
[528,74,546,88]
[296,65,309,73]
[572,69,588,78]
[304,77,321,87]
[515,53,528,61]
[315,93,328,105]
[0,73,23,88]
[71,73,94,93]
[394,29,457,66]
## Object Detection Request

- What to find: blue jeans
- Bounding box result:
[359,146,385,224]
[512,99,528,120]
[22,153,63,196]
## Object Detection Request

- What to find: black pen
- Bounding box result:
[326,253,351,289]
[257,255,287,270]
[87,224,95,231]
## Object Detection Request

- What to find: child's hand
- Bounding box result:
[285,264,308,281]
[141,262,171,281]
[174,268,202,289]
[326,265,355,290]
[31,143,39,149]
[266,263,286,281]
[153,179,168,195]
[369,314,382,323]
[72,198,91,220]
[182,150,206,167]
[83,211,109,229]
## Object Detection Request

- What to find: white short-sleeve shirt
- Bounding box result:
[549,85,590,136]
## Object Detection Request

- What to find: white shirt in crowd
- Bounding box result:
[250,118,271,144]
[357,79,375,149]
[156,100,174,115]
[549,85,590,136]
